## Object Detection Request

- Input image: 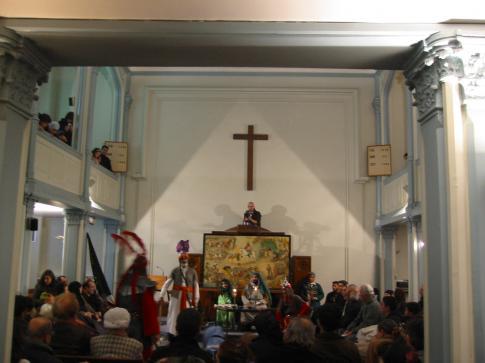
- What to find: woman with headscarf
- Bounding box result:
[215,279,236,329]
[241,272,272,327]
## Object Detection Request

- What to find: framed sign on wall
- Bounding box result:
[104,141,128,173]
[367,144,392,177]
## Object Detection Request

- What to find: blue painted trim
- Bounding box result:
[37,130,83,158]
[83,67,98,203]
[25,178,87,210]
[405,89,416,210]
[383,71,395,145]
[73,67,86,152]
[373,71,383,217]
[383,167,407,185]
[129,70,376,79]
[108,67,122,142]
[376,203,421,227]
[89,202,122,221]
[26,119,37,180]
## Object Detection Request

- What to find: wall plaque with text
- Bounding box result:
[104,141,128,173]
[367,144,392,176]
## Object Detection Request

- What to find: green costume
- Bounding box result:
[216,293,235,328]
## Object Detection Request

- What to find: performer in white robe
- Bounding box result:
[161,245,199,335]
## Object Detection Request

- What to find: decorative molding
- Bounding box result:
[405,31,485,118]
[0,27,50,117]
[64,209,85,225]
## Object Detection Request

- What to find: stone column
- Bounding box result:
[103,219,120,292]
[0,27,49,362]
[63,209,86,281]
[406,216,420,302]
[405,30,484,363]
[19,196,36,294]
[460,42,485,363]
[380,226,396,292]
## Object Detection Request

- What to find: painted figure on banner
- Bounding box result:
[161,240,200,335]
[111,231,160,360]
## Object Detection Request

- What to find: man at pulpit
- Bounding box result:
[240,272,271,327]
[243,201,261,227]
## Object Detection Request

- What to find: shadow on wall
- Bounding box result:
[204,204,242,231]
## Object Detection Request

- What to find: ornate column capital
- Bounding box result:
[405,31,485,118]
[379,225,397,241]
[64,209,86,225]
[0,27,51,117]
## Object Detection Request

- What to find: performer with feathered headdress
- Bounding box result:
[111,230,160,359]
[160,240,200,335]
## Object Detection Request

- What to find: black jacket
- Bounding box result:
[22,339,63,363]
[149,335,213,363]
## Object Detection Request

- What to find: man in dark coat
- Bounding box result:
[149,308,213,363]
[22,317,62,363]
[243,201,262,227]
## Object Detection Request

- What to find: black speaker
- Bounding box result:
[26,217,38,231]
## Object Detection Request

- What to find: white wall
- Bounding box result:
[125,70,377,290]
[394,223,408,281]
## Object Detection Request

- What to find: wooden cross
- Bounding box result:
[233,125,269,190]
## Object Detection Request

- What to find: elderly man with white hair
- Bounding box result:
[90,307,143,359]
[343,284,383,335]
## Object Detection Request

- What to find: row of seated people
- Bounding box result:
[12,293,424,363]
[38,112,74,146]
[16,267,423,363]
[215,276,424,362]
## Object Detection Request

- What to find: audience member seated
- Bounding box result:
[100,145,113,171]
[68,281,100,322]
[249,312,286,363]
[21,317,62,363]
[82,279,105,316]
[149,308,213,363]
[216,338,252,363]
[33,270,60,302]
[376,328,412,363]
[275,281,310,329]
[12,295,34,363]
[38,113,52,132]
[50,292,95,355]
[404,318,424,362]
[325,281,342,305]
[59,112,74,145]
[312,304,361,363]
[90,307,143,359]
[403,302,421,323]
[92,148,102,165]
[280,317,321,363]
[394,288,406,316]
[366,319,397,363]
[344,284,383,335]
[341,284,362,330]
[56,275,69,294]
[380,296,402,324]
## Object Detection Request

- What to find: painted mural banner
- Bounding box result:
[202,233,291,289]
